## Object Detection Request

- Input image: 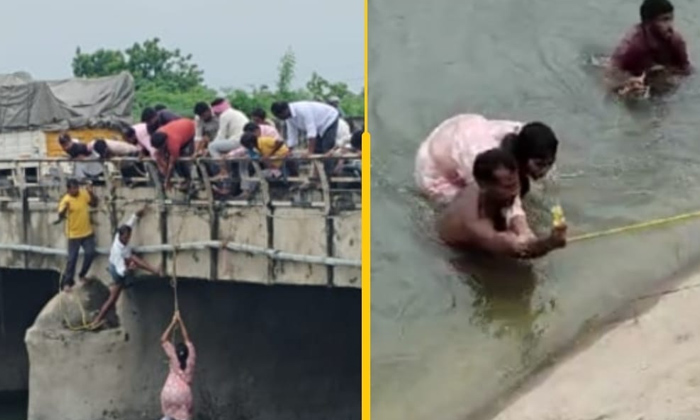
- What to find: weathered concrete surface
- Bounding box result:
[492,271,700,420]
[0,185,361,288]
[0,269,54,393]
[26,279,360,420]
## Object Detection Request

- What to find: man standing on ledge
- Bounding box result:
[55,179,99,292]
[437,149,566,259]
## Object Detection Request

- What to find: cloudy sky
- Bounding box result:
[0,0,363,91]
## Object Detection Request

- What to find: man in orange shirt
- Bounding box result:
[150,119,196,190]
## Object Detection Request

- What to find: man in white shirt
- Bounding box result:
[91,208,161,329]
[336,118,352,148]
[208,98,249,158]
[271,100,340,175]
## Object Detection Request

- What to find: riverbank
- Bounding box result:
[492,268,700,420]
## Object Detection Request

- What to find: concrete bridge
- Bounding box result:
[0,156,362,287]
[0,157,362,420]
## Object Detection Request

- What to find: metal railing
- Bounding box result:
[0,154,362,212]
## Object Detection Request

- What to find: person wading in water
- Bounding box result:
[606,0,692,97]
[415,114,559,241]
[437,149,567,259]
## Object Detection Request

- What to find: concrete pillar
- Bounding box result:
[25,279,360,420]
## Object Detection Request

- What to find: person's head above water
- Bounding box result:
[513,122,558,179]
[640,0,675,39]
[501,122,558,194]
[473,148,520,210]
[176,342,189,371]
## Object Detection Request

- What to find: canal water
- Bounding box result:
[369,0,700,419]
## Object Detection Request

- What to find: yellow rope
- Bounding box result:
[57,266,93,332]
[171,248,180,314]
[569,209,700,244]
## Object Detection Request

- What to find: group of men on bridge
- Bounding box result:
[59,98,363,200]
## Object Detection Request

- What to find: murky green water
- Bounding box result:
[370,0,700,419]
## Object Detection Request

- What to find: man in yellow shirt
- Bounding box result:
[55,179,99,292]
[239,131,289,169]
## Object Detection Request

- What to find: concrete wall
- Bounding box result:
[25,279,360,420]
[0,184,361,288]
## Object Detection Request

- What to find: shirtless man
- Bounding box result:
[437,148,567,259]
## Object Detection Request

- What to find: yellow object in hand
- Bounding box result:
[551,205,566,228]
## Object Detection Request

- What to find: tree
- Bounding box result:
[73,38,204,91]
[72,41,364,119]
[72,48,126,79]
[276,48,296,100]
[225,50,364,117]
[306,72,364,116]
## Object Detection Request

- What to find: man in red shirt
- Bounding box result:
[150,119,196,190]
[607,0,691,97]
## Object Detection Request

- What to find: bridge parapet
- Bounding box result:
[0,156,361,288]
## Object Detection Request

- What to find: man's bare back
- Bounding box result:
[437,185,506,247]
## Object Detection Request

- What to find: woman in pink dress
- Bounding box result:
[414,114,559,206]
[160,311,196,420]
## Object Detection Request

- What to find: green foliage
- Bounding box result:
[225,50,364,117]
[72,40,364,120]
[276,48,297,100]
[73,38,204,91]
[134,82,217,118]
[306,72,364,116]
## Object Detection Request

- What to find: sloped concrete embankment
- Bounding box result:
[25,279,360,420]
[492,271,700,420]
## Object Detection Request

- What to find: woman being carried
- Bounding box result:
[415,113,559,245]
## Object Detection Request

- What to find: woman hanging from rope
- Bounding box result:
[160,310,196,420]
